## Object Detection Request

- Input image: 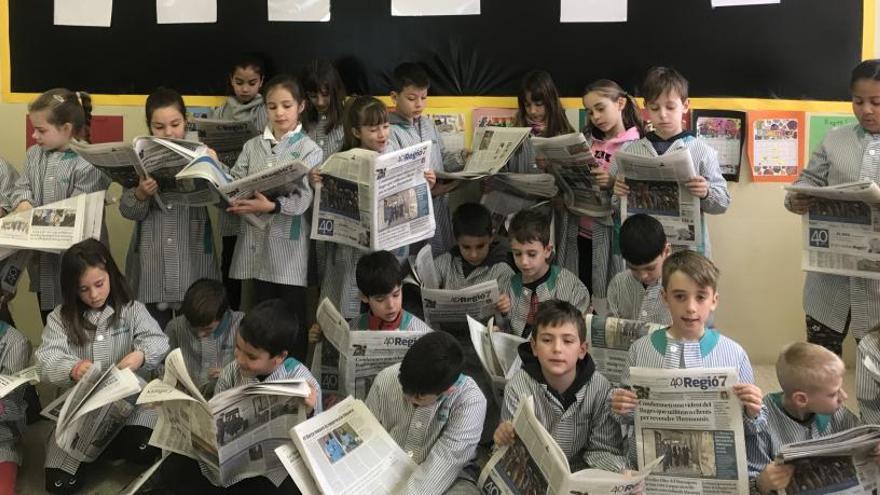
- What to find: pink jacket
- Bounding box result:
[590,126,642,170]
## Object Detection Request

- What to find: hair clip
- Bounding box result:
[52,94,65,103]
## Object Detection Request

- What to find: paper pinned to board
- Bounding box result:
[54,0,113,27]
[156,0,217,24]
[392,0,480,16]
[711,0,780,7]
[268,0,331,22]
[560,0,627,22]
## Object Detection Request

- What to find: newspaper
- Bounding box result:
[287,396,417,494]
[311,142,436,252]
[479,396,658,495]
[0,191,104,254]
[50,364,142,462]
[0,365,38,399]
[436,126,531,179]
[468,315,526,395]
[485,173,559,198]
[136,348,310,486]
[617,148,703,250]
[585,315,664,386]
[533,132,613,217]
[777,424,880,495]
[784,181,880,280]
[630,366,749,494]
[311,299,429,406]
[275,442,321,495]
[186,118,259,166]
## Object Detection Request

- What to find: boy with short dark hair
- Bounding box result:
[165,278,243,397]
[494,299,626,473]
[366,331,486,494]
[496,209,590,338]
[747,342,861,494]
[611,66,730,257]
[434,202,513,290]
[607,214,672,324]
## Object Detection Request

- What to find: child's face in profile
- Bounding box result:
[802,373,848,416]
[78,266,111,310]
[230,65,263,104]
[234,334,285,377]
[510,239,552,282]
[29,109,73,151]
[645,90,689,140]
[852,78,880,134]
[457,234,492,267]
[661,270,718,338]
[530,321,587,379]
[363,285,403,323]
[149,105,187,140]
[391,85,428,120]
[627,245,671,286]
[353,122,390,153]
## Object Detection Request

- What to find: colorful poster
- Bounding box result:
[267,0,331,22]
[691,109,746,182]
[424,109,469,153]
[26,115,123,149]
[747,110,805,183]
[54,0,113,27]
[156,0,217,24]
[560,0,627,22]
[807,113,857,155]
[391,0,479,16]
[472,108,517,130]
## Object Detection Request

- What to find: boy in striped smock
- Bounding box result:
[164,279,243,398]
[494,300,626,473]
[606,214,672,325]
[611,250,764,468]
[496,209,590,338]
[0,320,31,495]
[366,331,486,495]
[747,342,863,494]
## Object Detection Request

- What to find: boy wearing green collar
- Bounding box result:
[746,342,860,494]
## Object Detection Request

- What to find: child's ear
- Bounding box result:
[60,122,74,137]
[617,96,627,112]
[578,340,589,359]
[663,243,672,257]
[297,99,306,114]
[359,292,369,304]
[390,91,399,102]
[682,98,690,112]
[792,391,808,407]
[352,127,362,140]
[529,336,538,356]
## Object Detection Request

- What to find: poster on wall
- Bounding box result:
[691,109,745,182]
[806,113,857,156]
[424,109,469,155]
[54,0,113,27]
[391,0,479,16]
[156,0,217,24]
[267,0,331,22]
[747,110,805,183]
[472,108,517,130]
[560,0,627,22]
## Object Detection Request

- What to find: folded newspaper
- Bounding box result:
[586,315,665,386]
[0,190,104,255]
[533,131,613,217]
[468,315,526,396]
[136,348,311,486]
[777,424,880,495]
[311,298,429,408]
[0,365,39,399]
[617,148,703,251]
[311,141,436,251]
[43,363,142,462]
[436,126,531,179]
[630,366,749,494]
[186,118,259,166]
[279,396,418,495]
[479,395,659,495]
[785,181,880,280]
[484,173,559,199]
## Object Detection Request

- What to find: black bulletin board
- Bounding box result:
[8,0,864,100]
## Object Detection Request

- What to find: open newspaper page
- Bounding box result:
[421,279,499,327]
[0,365,38,399]
[630,367,748,494]
[312,299,429,405]
[0,190,104,254]
[437,126,531,179]
[585,315,665,386]
[290,396,417,494]
[617,148,702,250]
[187,118,259,165]
[479,396,656,495]
[467,316,526,396]
[777,425,880,495]
[275,442,320,495]
[70,140,148,188]
[55,364,142,462]
[533,132,613,217]
[485,173,558,199]
[311,142,435,252]
[406,244,440,289]
[784,181,880,280]
[137,348,310,486]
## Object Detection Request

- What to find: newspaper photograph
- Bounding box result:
[0,191,105,254]
[0,365,38,399]
[585,315,664,386]
[532,132,612,217]
[186,118,259,165]
[479,396,657,495]
[311,141,435,251]
[617,149,702,250]
[289,396,417,495]
[137,349,310,486]
[311,299,429,407]
[468,316,526,396]
[630,366,748,494]
[437,126,531,179]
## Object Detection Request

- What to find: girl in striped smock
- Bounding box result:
[35,239,169,493]
[227,75,323,362]
[119,88,220,329]
[11,88,110,323]
[301,59,347,159]
[0,318,31,495]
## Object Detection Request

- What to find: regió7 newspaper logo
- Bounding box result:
[669,375,728,390]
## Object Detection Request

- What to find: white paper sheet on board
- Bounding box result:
[156,0,217,24]
[391,0,480,16]
[561,0,627,23]
[711,0,780,6]
[54,0,113,27]
[268,0,331,22]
